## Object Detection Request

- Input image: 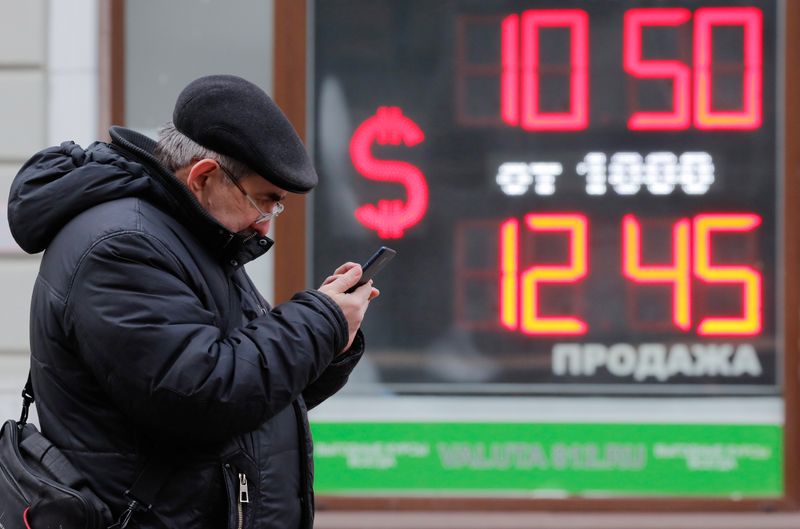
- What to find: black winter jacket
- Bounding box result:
[7,127,363,529]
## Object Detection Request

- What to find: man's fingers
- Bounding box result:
[333,262,359,276]
[350,279,374,299]
[333,264,362,291]
[321,263,361,289]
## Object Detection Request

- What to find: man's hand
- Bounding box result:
[318,262,380,352]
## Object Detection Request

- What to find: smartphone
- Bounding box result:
[346,246,397,293]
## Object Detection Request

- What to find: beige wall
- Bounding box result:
[0,0,98,420]
[0,0,48,355]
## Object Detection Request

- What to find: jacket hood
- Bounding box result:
[8,136,154,254]
[7,127,274,262]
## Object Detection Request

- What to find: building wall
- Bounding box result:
[0,0,99,421]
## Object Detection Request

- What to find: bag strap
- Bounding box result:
[110,455,176,529]
[124,454,175,509]
[22,371,174,529]
[19,371,34,426]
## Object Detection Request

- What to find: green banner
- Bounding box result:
[311,422,782,497]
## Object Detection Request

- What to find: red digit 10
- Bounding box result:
[625,6,762,130]
[501,213,763,336]
[502,7,763,131]
[502,10,589,131]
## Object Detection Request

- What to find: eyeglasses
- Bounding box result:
[218,163,285,223]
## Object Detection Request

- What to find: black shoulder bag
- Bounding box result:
[0,373,172,529]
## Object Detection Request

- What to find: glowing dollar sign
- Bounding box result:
[350,106,428,238]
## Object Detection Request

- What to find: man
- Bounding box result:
[7,74,377,528]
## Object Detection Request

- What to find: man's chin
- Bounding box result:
[238,228,258,240]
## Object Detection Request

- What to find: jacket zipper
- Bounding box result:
[237,472,249,529]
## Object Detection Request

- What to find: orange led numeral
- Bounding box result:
[500,219,520,330]
[502,213,761,337]
[518,214,588,335]
[622,215,691,331]
[693,214,762,335]
[499,214,588,334]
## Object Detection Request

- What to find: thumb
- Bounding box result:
[333,265,363,291]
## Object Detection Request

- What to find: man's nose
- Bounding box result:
[252,220,271,237]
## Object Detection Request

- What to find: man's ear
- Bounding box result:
[185,159,219,194]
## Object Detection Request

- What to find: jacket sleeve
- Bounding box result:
[302,329,365,410]
[65,231,348,445]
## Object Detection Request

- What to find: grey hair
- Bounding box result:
[153,122,250,182]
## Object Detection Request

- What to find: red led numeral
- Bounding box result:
[500,214,588,335]
[521,10,589,130]
[624,8,691,130]
[694,214,762,335]
[502,10,589,131]
[621,7,763,130]
[502,7,764,131]
[501,15,521,127]
[694,7,762,130]
[623,215,692,330]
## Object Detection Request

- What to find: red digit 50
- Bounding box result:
[501,7,763,131]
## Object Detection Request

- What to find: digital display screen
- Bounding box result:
[311,0,781,394]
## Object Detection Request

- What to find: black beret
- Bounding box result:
[173,74,317,193]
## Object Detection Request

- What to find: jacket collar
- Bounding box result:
[108,126,274,269]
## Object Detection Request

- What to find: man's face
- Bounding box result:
[185,159,288,237]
